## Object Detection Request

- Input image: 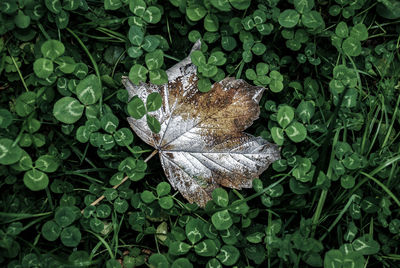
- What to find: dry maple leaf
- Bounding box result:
[122,41,281,207]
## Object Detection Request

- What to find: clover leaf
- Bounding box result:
[186,4,207,21]
[212,188,229,208]
[242,9,273,35]
[104,0,122,10]
[271,105,307,145]
[279,9,300,28]
[127,25,160,58]
[77,113,134,150]
[42,221,61,241]
[217,245,240,266]
[53,97,84,124]
[211,209,233,230]
[129,0,162,26]
[0,138,23,165]
[191,50,227,92]
[128,49,167,85]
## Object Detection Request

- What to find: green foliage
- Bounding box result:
[1,0,399,267]
[191,50,227,92]
[127,92,162,133]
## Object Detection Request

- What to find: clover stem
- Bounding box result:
[164,53,181,62]
[7,50,29,92]
[37,22,51,40]
[12,122,26,147]
[97,27,127,41]
[45,187,55,211]
[82,149,158,213]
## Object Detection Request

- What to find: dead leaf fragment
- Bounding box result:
[123,41,280,207]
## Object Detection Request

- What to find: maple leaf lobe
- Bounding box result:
[123,41,280,207]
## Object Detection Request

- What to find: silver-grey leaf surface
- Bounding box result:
[122,40,280,207]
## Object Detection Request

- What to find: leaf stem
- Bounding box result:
[232,189,244,200]
[81,149,158,213]
[306,136,321,147]
[112,50,126,77]
[7,49,29,92]
[37,22,51,40]
[164,53,181,62]
[12,122,26,146]
[144,149,158,162]
[45,186,55,211]
[97,27,127,41]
